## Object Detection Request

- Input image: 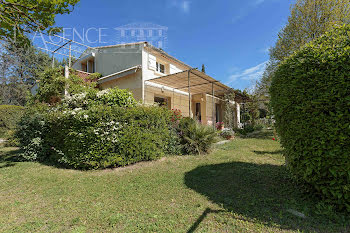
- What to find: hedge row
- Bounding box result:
[17,105,178,169]
[270,25,350,212]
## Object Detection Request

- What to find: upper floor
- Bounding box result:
[72,42,191,81]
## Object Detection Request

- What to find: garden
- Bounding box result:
[2,67,222,170]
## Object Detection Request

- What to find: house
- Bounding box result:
[72,41,242,127]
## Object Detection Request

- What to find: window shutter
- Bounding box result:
[148,54,157,70]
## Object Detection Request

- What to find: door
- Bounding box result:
[215,104,220,123]
[195,103,201,121]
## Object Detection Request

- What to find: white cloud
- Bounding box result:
[228,61,268,84]
[231,0,269,23]
[254,0,266,6]
[181,1,190,13]
[168,0,191,13]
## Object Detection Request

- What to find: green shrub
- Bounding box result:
[234,124,262,136]
[0,105,24,138]
[61,88,136,110]
[4,130,20,147]
[270,25,350,212]
[220,129,235,139]
[35,68,66,104]
[17,88,178,169]
[178,118,218,155]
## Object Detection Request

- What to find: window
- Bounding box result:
[156,62,165,74]
[154,96,168,107]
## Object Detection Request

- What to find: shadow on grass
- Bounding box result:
[0,147,22,168]
[253,149,284,155]
[184,162,347,232]
[242,129,275,139]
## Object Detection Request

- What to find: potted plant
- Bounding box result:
[216,122,224,130]
[220,129,235,140]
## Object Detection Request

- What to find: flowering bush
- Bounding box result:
[170,109,182,123]
[61,88,136,110]
[17,94,178,169]
[216,122,224,130]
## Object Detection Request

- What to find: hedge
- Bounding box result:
[0,105,24,137]
[270,25,350,212]
[16,88,180,169]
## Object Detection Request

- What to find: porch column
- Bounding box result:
[188,70,191,118]
[212,82,215,128]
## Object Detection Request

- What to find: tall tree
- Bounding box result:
[0,40,51,105]
[0,0,79,43]
[255,0,350,98]
[201,64,206,73]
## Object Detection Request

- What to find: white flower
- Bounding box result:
[96,89,109,97]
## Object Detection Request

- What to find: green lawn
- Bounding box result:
[0,135,348,232]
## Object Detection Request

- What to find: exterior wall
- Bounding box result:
[98,71,143,101]
[95,45,143,77]
[73,44,239,127]
[144,83,191,117]
[206,95,224,126]
[141,46,193,116]
[141,47,189,82]
[73,44,143,77]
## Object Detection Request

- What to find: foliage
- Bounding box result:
[15,104,50,161]
[4,130,20,147]
[49,106,171,169]
[30,68,103,105]
[255,0,350,99]
[0,105,24,137]
[220,128,235,139]
[0,40,51,105]
[201,64,206,73]
[178,117,218,155]
[34,68,66,104]
[222,89,236,129]
[17,89,177,169]
[170,108,182,123]
[61,88,136,110]
[234,124,263,137]
[244,96,260,126]
[270,25,350,212]
[216,122,224,130]
[0,0,79,43]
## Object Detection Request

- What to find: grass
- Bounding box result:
[0,133,349,232]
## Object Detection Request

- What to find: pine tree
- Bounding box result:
[201,64,206,73]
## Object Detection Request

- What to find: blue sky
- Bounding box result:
[38,0,293,91]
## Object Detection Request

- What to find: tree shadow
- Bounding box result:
[0,147,22,169]
[253,149,284,155]
[184,162,348,232]
[243,129,275,139]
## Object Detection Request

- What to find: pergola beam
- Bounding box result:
[175,80,219,90]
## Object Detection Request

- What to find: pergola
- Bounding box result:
[147,69,231,126]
